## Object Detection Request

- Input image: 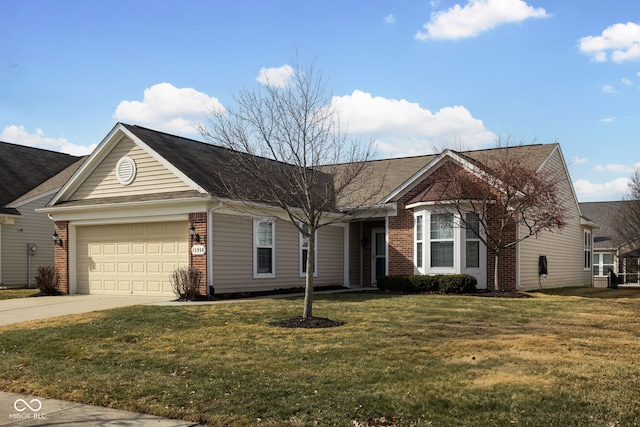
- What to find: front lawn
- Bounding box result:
[1,289,640,426]
[0,288,39,300]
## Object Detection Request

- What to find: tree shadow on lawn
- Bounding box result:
[531,286,640,299]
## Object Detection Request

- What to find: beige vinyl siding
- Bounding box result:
[317,224,345,285]
[211,213,345,294]
[70,136,190,200]
[1,195,55,286]
[518,149,592,290]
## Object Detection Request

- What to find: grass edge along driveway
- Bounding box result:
[1,288,640,426]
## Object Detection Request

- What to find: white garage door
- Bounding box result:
[76,222,188,296]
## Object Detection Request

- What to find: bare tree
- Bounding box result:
[430,143,568,290]
[613,170,640,253]
[199,60,376,319]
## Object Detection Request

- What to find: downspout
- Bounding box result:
[385,214,389,277]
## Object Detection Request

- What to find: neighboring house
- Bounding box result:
[40,123,595,296]
[0,142,80,286]
[580,201,640,287]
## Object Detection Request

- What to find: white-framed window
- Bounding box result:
[465,212,481,269]
[415,215,424,270]
[584,230,592,270]
[414,210,485,274]
[299,223,317,277]
[430,213,454,268]
[254,218,275,278]
[593,253,615,276]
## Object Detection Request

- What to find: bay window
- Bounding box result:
[414,210,485,279]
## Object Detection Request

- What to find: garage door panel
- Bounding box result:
[76,222,188,296]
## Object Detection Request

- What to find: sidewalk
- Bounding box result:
[0,391,199,426]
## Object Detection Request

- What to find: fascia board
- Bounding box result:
[48,123,125,206]
[547,144,582,216]
[217,198,351,223]
[382,149,501,204]
[7,188,59,209]
[382,150,452,203]
[38,196,212,223]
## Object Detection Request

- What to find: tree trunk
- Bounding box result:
[303,232,315,318]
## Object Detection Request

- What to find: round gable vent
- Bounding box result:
[116,156,137,185]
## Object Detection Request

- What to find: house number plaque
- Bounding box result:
[191,245,206,256]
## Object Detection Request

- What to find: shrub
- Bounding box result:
[377,274,477,294]
[410,275,441,293]
[376,275,414,293]
[170,267,202,301]
[438,274,477,294]
[34,266,61,295]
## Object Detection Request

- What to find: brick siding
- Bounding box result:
[188,212,209,295]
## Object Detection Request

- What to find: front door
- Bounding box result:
[372,228,386,285]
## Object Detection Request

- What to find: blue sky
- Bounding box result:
[2,0,640,201]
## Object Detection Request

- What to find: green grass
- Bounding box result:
[0,288,39,300]
[1,288,640,426]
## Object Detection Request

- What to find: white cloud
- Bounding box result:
[572,156,588,165]
[574,177,631,201]
[601,85,617,94]
[595,163,640,175]
[622,77,633,86]
[0,125,96,156]
[579,22,640,63]
[416,0,549,41]
[384,14,396,24]
[256,65,294,88]
[113,82,224,135]
[331,90,496,157]
[600,117,616,123]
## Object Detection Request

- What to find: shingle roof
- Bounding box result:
[579,201,633,249]
[9,157,87,207]
[123,124,332,208]
[330,143,558,207]
[118,125,558,211]
[0,141,79,215]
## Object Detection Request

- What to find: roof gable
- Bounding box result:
[382,144,559,204]
[49,124,208,206]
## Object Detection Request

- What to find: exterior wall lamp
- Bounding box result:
[189,224,200,242]
[52,231,63,247]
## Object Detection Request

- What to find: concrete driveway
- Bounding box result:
[0,294,174,327]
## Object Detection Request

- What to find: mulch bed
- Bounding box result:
[268,316,345,328]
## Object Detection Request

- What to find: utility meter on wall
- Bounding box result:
[27,243,37,255]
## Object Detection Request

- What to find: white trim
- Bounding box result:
[584,229,593,271]
[382,150,497,204]
[371,227,386,285]
[412,208,487,288]
[7,188,60,209]
[253,218,275,279]
[69,224,77,294]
